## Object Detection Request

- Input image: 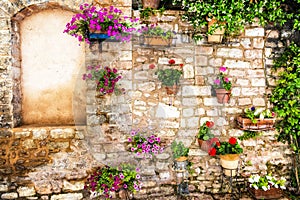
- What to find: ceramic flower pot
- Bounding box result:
[237,116,275,131]
[144,36,172,46]
[219,154,240,176]
[215,88,231,103]
[142,0,161,9]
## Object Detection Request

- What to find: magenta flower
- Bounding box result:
[214,79,221,85]
[219,66,227,72]
[224,77,229,83]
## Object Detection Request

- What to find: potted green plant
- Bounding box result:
[213,66,232,103]
[197,121,215,151]
[140,24,176,46]
[155,59,183,95]
[64,4,139,43]
[142,0,162,9]
[209,137,243,176]
[171,141,189,161]
[248,174,286,199]
[237,106,276,131]
[82,65,124,96]
[84,164,142,199]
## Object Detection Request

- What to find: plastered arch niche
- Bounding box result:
[20,9,86,125]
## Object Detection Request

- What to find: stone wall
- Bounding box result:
[0,0,296,199]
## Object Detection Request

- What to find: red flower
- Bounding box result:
[206,121,214,128]
[180,63,184,68]
[209,148,217,156]
[216,141,220,147]
[229,137,237,145]
[209,137,219,145]
[168,59,175,65]
[149,64,156,69]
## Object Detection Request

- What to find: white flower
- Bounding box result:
[253,185,258,190]
[253,175,260,182]
[280,185,286,190]
[262,186,268,191]
[274,184,279,188]
[259,113,265,120]
[266,175,272,180]
[254,108,264,116]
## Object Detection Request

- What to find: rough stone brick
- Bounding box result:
[183,108,194,117]
[245,28,264,36]
[22,139,37,149]
[195,66,214,75]
[183,64,194,79]
[208,58,222,66]
[241,88,260,96]
[195,108,205,116]
[267,30,279,38]
[195,55,208,66]
[182,86,211,96]
[203,97,219,106]
[247,69,265,77]
[229,69,246,77]
[32,129,48,140]
[50,193,83,200]
[1,192,18,199]
[231,87,241,96]
[136,56,148,63]
[251,78,266,87]
[224,60,250,69]
[135,82,155,92]
[206,109,219,116]
[240,38,251,48]
[174,48,194,54]
[253,98,266,106]
[186,117,199,128]
[50,129,75,139]
[238,98,252,106]
[253,38,264,49]
[17,186,36,197]
[62,180,84,192]
[195,46,213,55]
[245,49,263,59]
[195,76,205,85]
[0,184,8,192]
[236,79,249,86]
[216,48,243,58]
[155,103,180,118]
[14,131,30,138]
[182,97,201,106]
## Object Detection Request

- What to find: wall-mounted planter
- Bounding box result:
[207,18,225,43]
[144,36,173,47]
[248,187,283,199]
[237,116,275,131]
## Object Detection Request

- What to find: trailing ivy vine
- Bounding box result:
[269,43,300,193]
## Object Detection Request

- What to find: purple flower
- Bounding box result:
[251,106,255,111]
[128,138,132,142]
[119,173,124,179]
[136,174,140,179]
[123,184,127,189]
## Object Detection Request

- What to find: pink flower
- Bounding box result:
[214,79,221,85]
[224,77,229,83]
[149,64,156,69]
[219,66,227,72]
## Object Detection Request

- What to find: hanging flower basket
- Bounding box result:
[237,116,275,131]
[215,88,231,103]
[248,187,283,199]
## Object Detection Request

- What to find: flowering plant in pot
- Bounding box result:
[64,4,139,44]
[213,66,232,103]
[237,106,276,131]
[209,137,243,176]
[127,130,164,159]
[84,164,142,199]
[82,65,124,96]
[197,121,215,151]
[248,174,286,199]
[155,59,183,95]
[171,140,189,161]
[140,24,176,46]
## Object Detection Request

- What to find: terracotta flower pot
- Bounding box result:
[219,154,240,176]
[197,139,211,152]
[144,36,172,47]
[142,0,161,9]
[165,85,179,95]
[215,88,231,103]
